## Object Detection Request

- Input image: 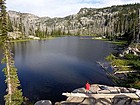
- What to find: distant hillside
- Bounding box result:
[6,3,140,42]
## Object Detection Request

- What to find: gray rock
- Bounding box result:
[34,100,52,105]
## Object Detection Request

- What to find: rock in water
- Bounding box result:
[34,100,52,105]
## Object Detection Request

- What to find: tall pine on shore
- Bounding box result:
[0,0,23,104]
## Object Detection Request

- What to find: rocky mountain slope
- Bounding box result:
[8,3,140,40]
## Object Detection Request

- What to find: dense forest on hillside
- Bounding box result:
[1,3,139,43]
[0,2,140,104]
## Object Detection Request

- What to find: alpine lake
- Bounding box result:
[0,36,121,104]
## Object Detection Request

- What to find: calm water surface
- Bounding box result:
[0,36,118,104]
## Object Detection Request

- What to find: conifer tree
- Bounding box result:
[45,25,48,36]
[7,14,13,32]
[0,0,23,104]
[137,9,140,44]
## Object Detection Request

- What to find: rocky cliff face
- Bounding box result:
[8,4,140,39]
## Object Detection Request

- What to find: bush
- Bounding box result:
[130,60,140,70]
[124,54,139,60]
[126,74,140,89]
[106,54,116,61]
[111,59,128,66]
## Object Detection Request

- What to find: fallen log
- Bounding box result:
[62,92,140,99]
[114,70,138,74]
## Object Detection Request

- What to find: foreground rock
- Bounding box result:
[34,100,52,105]
[56,84,140,105]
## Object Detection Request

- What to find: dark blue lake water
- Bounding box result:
[0,36,119,104]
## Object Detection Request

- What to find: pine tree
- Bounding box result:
[7,14,13,32]
[19,12,24,36]
[45,25,48,36]
[35,24,43,37]
[137,9,140,44]
[0,0,23,104]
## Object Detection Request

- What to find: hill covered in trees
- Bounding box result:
[0,2,140,104]
[5,3,140,43]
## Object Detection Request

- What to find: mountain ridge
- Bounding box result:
[7,3,140,42]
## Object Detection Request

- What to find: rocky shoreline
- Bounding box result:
[34,45,140,105]
[34,84,140,105]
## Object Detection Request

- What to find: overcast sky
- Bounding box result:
[6,0,140,18]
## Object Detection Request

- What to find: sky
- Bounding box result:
[6,0,140,18]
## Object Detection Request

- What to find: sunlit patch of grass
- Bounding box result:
[10,39,31,42]
[10,37,55,42]
[112,41,127,45]
[106,40,128,46]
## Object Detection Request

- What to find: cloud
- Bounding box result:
[100,0,139,7]
[6,0,140,17]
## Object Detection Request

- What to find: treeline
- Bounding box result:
[1,3,140,43]
[35,27,74,38]
[103,3,140,43]
[7,17,75,38]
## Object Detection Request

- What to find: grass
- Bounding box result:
[10,37,55,42]
[106,40,128,46]
[93,37,128,46]
[111,41,127,46]
[10,39,31,42]
[106,53,140,89]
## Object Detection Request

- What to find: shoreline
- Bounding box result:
[34,84,140,105]
[10,36,55,43]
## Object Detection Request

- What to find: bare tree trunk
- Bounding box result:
[4,42,12,104]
